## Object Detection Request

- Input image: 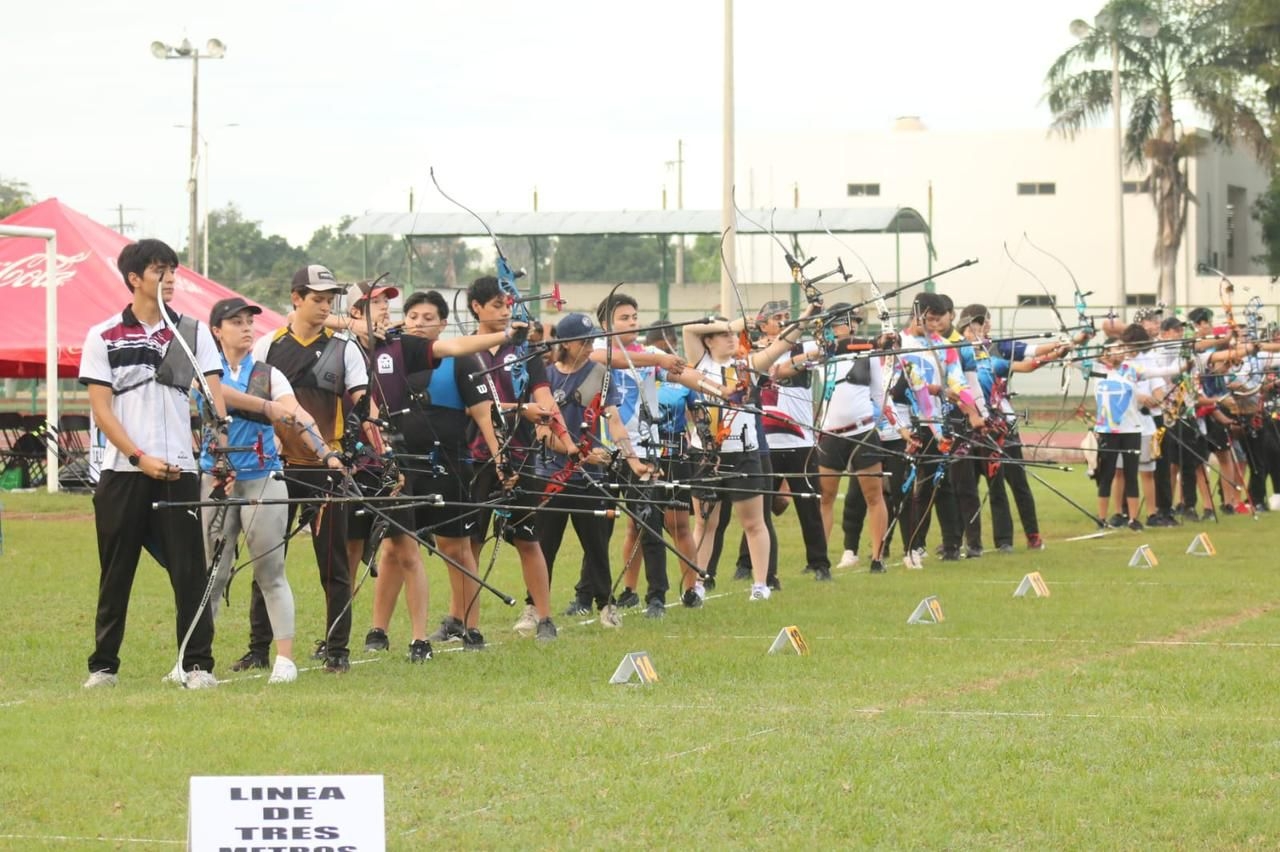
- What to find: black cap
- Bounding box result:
[209,297,262,327]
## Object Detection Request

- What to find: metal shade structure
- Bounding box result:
[344,207,932,241]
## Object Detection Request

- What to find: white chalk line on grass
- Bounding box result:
[0,700,25,709]
[0,833,182,846]
[904,707,1280,724]
[682,633,1280,649]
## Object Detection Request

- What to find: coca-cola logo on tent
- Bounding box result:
[0,251,91,289]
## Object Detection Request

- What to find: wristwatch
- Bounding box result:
[128,450,144,467]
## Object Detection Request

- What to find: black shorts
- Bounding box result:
[405,452,474,539]
[656,456,695,510]
[1204,416,1230,453]
[692,451,766,503]
[816,429,884,472]
[346,466,416,541]
[470,463,540,543]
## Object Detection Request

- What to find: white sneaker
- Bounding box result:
[693,581,706,602]
[83,670,117,689]
[513,603,539,636]
[749,584,772,601]
[268,657,298,684]
[836,550,859,570]
[184,669,218,690]
[902,551,922,571]
[599,604,622,629]
[913,547,928,562]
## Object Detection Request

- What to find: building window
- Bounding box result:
[1017,182,1056,196]
[1017,294,1056,307]
[846,183,880,197]
[1125,294,1157,307]
[1123,179,1150,194]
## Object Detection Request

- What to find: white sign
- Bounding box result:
[188,775,385,852]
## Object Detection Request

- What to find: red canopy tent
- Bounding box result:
[0,198,286,378]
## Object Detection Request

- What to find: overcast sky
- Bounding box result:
[4,0,1111,247]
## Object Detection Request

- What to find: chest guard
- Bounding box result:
[153,315,200,391]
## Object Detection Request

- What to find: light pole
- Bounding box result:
[174,123,240,278]
[151,37,226,272]
[1070,10,1157,315]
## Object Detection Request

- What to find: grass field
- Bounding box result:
[1,469,1278,850]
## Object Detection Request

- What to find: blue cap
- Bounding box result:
[555,312,597,340]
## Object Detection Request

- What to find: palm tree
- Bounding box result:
[1045,0,1272,306]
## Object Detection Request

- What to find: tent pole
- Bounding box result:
[45,233,59,492]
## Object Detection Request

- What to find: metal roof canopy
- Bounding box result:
[344,207,931,239]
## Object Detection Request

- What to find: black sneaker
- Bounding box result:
[1180,507,1199,522]
[940,548,961,562]
[681,588,704,609]
[535,618,558,641]
[1202,509,1218,522]
[996,544,1015,554]
[813,567,833,582]
[766,575,782,591]
[702,575,716,591]
[323,654,350,674]
[733,564,752,581]
[1128,519,1144,532]
[564,599,592,617]
[364,628,390,652]
[869,560,886,574]
[461,628,486,651]
[427,615,465,643]
[230,651,269,672]
[965,546,984,559]
[408,639,433,664]
[310,640,327,660]
[644,599,666,619]
[1107,514,1128,528]
[616,589,641,609]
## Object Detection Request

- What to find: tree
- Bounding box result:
[1227,0,1280,269]
[0,176,35,219]
[204,204,305,310]
[553,234,667,283]
[1045,0,1272,306]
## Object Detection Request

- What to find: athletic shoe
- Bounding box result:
[461,628,486,651]
[733,564,752,581]
[996,544,1015,554]
[409,640,433,664]
[1180,507,1199,522]
[813,566,833,582]
[836,550,859,570]
[681,588,703,609]
[427,615,465,643]
[599,604,622,628]
[1220,502,1234,515]
[940,548,961,562]
[310,640,327,661]
[184,669,218,690]
[912,547,928,563]
[230,651,269,672]
[564,599,592,617]
[323,654,350,674]
[869,560,886,574]
[364,628,390,652]
[1027,534,1045,551]
[1107,514,1128,528]
[268,657,297,684]
[615,589,641,609]
[749,584,772,601]
[513,604,539,636]
[767,575,782,591]
[644,599,666,619]
[965,546,984,559]
[902,551,922,570]
[692,581,706,602]
[1234,503,1251,515]
[535,618,558,641]
[1201,509,1218,523]
[1128,519,1144,532]
[1146,514,1174,528]
[83,670,117,689]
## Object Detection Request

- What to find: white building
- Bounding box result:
[735,120,1273,325]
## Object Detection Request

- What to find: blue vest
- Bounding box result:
[199,352,282,480]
